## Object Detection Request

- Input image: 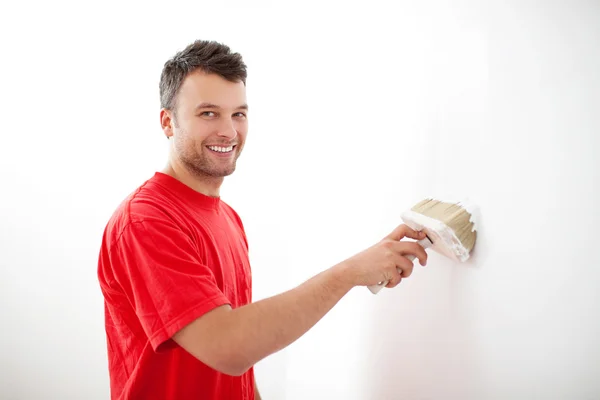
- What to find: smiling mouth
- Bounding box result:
[207,145,235,153]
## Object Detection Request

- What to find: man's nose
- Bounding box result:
[217,118,237,140]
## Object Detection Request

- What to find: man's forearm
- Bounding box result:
[223,262,353,373]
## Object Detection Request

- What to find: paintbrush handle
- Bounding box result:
[367,237,432,294]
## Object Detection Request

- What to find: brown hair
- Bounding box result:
[159,40,247,113]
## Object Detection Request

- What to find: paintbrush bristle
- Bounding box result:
[411,198,477,253]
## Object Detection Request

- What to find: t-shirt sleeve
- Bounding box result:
[108,219,230,351]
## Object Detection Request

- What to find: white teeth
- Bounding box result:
[208,145,234,153]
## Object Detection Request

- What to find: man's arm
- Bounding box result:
[174,263,351,376]
[172,225,428,376]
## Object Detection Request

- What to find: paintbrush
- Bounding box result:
[368,198,478,294]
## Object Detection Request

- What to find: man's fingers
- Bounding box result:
[393,241,428,266]
[385,274,402,288]
[385,255,414,287]
[396,253,416,278]
[385,267,403,288]
[386,224,426,242]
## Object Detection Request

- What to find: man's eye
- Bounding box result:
[234,112,247,118]
[201,111,215,117]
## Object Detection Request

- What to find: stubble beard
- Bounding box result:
[176,138,241,179]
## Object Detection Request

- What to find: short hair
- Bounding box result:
[159,40,247,112]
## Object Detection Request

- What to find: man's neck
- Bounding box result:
[162,161,223,198]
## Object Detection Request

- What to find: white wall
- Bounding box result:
[1,1,599,399]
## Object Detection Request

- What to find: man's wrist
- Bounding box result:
[328,261,355,294]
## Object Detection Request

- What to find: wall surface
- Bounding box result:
[1,1,598,399]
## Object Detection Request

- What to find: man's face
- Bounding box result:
[164,70,248,179]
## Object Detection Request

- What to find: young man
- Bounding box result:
[97,39,428,400]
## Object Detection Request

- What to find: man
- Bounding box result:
[97,39,428,400]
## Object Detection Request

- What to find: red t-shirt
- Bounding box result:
[97,172,255,400]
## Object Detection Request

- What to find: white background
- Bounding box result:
[1,1,599,399]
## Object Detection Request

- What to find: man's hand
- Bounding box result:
[335,224,428,289]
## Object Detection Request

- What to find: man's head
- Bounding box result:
[159,40,248,180]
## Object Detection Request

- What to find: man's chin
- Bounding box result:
[183,157,238,179]
[205,166,236,178]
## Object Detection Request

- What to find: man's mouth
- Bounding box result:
[207,145,235,153]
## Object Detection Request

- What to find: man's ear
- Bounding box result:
[160,109,175,139]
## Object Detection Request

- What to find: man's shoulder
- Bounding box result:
[220,200,245,229]
[101,176,176,243]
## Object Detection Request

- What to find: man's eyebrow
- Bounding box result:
[195,102,249,110]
